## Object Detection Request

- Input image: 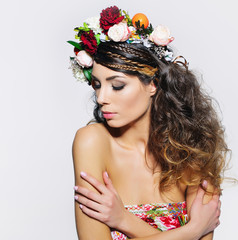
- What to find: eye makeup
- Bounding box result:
[91,74,126,91]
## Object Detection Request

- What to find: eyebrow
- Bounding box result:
[91,74,126,81]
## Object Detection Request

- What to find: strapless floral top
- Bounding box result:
[111,201,188,240]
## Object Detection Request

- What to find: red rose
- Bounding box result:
[81,30,98,55]
[100,6,124,34]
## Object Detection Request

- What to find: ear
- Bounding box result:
[149,81,157,96]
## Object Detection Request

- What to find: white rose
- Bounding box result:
[149,25,174,46]
[108,22,131,42]
[75,50,93,68]
[85,16,102,34]
[74,68,86,82]
[70,59,87,82]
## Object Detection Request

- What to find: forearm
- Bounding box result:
[130,222,200,240]
[118,210,158,238]
[75,199,113,240]
[75,173,219,239]
[199,231,213,240]
[118,211,201,240]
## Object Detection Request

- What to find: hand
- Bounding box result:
[188,181,221,238]
[74,171,127,229]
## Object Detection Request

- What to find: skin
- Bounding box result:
[72,62,220,240]
[75,172,220,240]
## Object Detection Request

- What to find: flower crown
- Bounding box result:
[68,6,174,84]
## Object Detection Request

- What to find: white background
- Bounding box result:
[0,0,237,239]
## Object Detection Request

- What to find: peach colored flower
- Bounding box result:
[108,22,131,42]
[149,25,174,46]
[75,50,93,67]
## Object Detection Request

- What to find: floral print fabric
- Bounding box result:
[111,201,188,240]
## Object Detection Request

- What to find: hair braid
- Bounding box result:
[93,41,229,195]
[109,43,148,59]
[105,52,158,76]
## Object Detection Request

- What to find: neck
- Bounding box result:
[108,106,151,154]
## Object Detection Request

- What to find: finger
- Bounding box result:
[195,185,206,202]
[80,171,107,194]
[75,194,103,212]
[212,193,220,202]
[103,171,117,194]
[76,185,102,203]
[79,204,106,223]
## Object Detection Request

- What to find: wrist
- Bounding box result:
[117,210,141,238]
[116,209,130,232]
[185,221,202,240]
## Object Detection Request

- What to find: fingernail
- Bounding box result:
[80,171,87,177]
[79,204,83,209]
[202,180,208,187]
[105,171,109,178]
[74,186,78,191]
[74,195,78,200]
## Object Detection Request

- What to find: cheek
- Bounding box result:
[117,87,151,113]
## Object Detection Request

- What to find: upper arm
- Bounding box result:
[186,183,215,240]
[72,126,112,240]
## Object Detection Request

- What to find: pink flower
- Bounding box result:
[108,22,131,42]
[149,25,174,46]
[75,50,93,67]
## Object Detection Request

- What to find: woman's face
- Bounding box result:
[91,62,156,128]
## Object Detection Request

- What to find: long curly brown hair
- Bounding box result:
[93,41,229,194]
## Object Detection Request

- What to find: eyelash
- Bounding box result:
[92,81,125,91]
[112,85,125,91]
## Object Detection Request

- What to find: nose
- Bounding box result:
[96,87,110,105]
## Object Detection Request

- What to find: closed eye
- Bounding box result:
[92,79,101,89]
[112,85,125,91]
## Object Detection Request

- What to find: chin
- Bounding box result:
[105,119,136,129]
[105,119,123,128]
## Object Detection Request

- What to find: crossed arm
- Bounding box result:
[73,128,220,240]
[75,171,220,240]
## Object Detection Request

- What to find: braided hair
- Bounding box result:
[93,41,228,194]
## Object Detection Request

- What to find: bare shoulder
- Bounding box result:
[72,123,111,183]
[73,122,110,150]
[73,123,113,239]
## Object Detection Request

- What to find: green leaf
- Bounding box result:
[123,10,132,26]
[135,22,154,35]
[74,26,90,32]
[83,22,88,28]
[95,34,101,45]
[83,68,93,82]
[67,41,83,50]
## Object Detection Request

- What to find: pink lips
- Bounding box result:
[102,112,116,119]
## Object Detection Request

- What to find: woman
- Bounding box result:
[69,6,225,240]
